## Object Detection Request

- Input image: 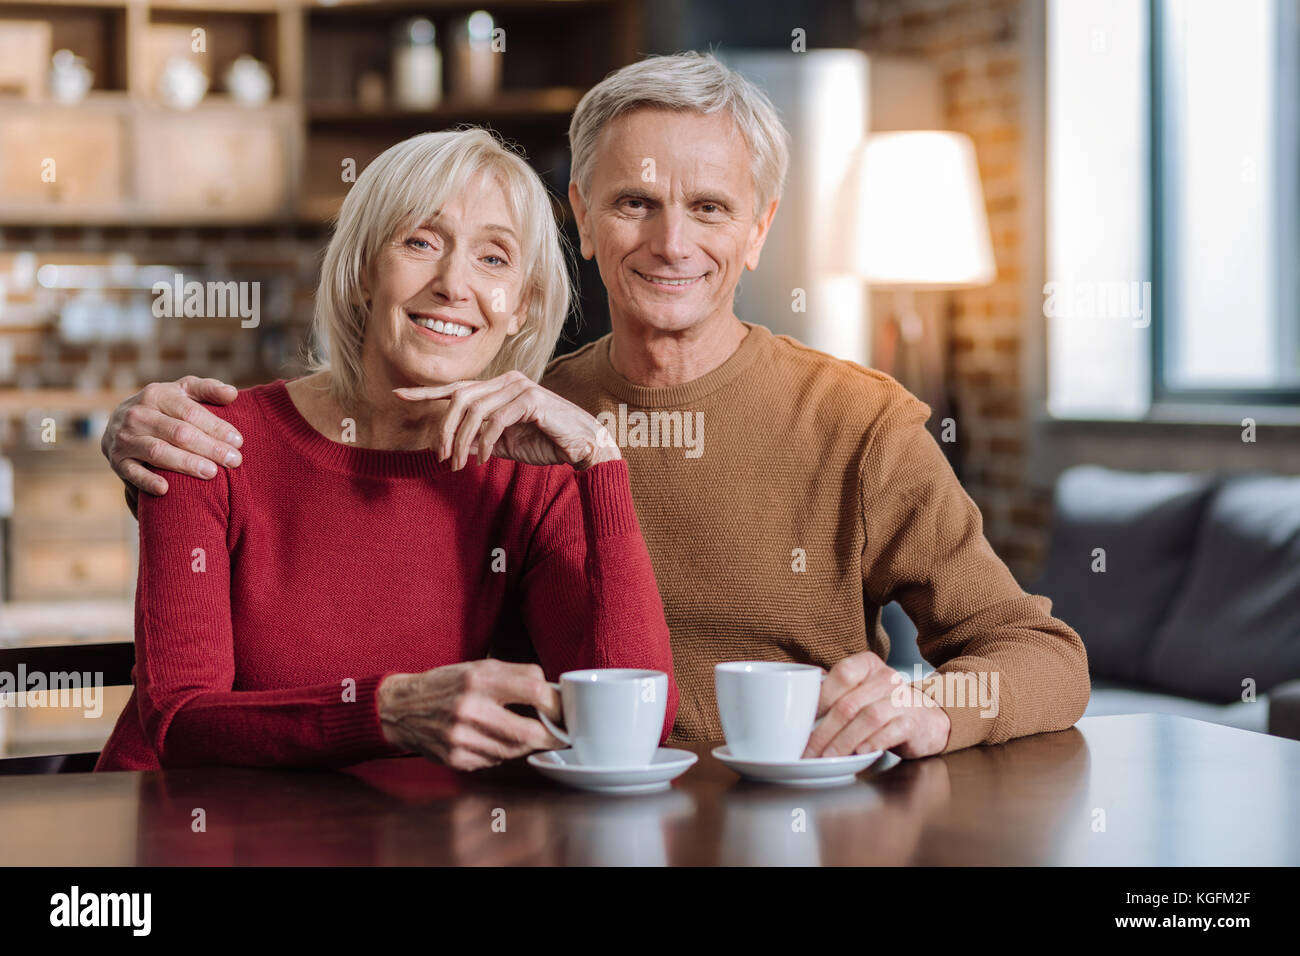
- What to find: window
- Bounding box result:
[1046,0,1300,417]
[1154,0,1300,398]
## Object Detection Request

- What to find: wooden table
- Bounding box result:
[1,714,1296,866]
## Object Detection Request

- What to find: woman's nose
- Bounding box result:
[427,250,473,303]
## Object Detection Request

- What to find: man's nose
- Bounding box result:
[648,206,692,261]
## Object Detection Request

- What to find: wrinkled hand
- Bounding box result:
[803,651,951,760]
[101,376,242,496]
[394,371,620,470]
[377,659,564,771]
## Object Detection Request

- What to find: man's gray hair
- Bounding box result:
[568,51,790,214]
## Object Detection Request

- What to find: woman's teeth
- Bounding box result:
[411,316,474,337]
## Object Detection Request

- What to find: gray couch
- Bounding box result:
[885,466,1300,741]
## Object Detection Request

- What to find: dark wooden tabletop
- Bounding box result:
[1,714,1296,866]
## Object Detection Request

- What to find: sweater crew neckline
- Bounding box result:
[592,321,773,409]
[254,379,456,479]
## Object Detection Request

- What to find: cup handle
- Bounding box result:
[537,682,570,746]
[811,669,829,731]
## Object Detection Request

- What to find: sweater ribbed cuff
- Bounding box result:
[574,458,641,539]
[939,700,996,753]
[320,672,395,761]
[909,671,1000,754]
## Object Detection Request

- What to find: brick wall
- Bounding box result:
[0,227,323,400]
[859,0,1050,583]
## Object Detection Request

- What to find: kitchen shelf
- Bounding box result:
[307,86,584,125]
[0,599,134,646]
[0,0,638,225]
[0,389,128,416]
[304,0,613,16]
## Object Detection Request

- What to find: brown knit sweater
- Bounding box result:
[542,322,1090,753]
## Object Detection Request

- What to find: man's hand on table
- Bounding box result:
[803,651,952,760]
[101,376,243,500]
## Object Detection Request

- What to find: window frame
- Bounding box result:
[1149,0,1300,407]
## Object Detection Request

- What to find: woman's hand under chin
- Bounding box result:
[393,371,621,470]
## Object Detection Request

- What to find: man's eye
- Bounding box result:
[623,198,646,210]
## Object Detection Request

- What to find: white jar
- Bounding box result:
[392,17,441,109]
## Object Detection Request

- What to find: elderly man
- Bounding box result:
[100,52,1089,760]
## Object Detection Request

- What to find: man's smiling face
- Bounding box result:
[570,107,778,335]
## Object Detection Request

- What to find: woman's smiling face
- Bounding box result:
[360,169,528,391]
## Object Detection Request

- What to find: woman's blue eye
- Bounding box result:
[484,255,506,266]
[406,238,432,250]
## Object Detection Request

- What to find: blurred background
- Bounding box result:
[0,0,1297,759]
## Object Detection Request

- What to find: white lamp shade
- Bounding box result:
[854,130,997,288]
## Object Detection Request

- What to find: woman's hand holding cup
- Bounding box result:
[377,659,564,771]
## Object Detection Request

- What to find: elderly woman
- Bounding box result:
[95,128,676,772]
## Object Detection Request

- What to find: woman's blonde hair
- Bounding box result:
[311,127,571,405]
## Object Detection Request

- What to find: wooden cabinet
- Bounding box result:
[6,448,137,602]
[0,0,300,225]
[134,104,293,220]
[0,107,125,211]
[0,96,298,224]
[10,541,135,601]
[0,0,640,226]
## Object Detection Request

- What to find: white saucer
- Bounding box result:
[527,747,698,794]
[712,745,882,787]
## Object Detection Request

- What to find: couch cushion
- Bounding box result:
[1033,467,1216,683]
[1144,475,1300,702]
[1086,680,1269,734]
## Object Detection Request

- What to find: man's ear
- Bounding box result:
[745,197,781,272]
[568,181,595,260]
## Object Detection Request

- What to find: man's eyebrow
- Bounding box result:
[602,186,738,207]
[687,190,737,207]
[605,186,657,202]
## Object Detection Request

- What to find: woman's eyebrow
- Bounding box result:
[481,224,520,244]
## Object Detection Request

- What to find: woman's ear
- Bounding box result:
[506,288,530,336]
[356,262,373,311]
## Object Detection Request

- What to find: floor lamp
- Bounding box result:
[853,131,997,415]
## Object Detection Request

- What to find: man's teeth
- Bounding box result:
[640,273,700,285]
[411,316,474,337]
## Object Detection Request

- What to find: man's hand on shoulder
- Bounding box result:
[102,376,243,502]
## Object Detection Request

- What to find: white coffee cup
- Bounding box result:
[715,661,824,762]
[538,668,667,768]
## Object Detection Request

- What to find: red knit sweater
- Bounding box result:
[95,380,677,772]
